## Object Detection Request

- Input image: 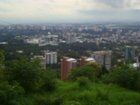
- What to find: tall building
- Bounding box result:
[61,57,77,80]
[45,52,57,65]
[125,46,135,61]
[33,51,58,69]
[91,51,112,70]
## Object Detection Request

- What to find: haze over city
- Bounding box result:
[0,0,140,24]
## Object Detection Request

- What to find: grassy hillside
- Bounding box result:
[32,81,140,105]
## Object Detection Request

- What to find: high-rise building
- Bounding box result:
[33,51,58,69]
[61,57,77,80]
[45,52,57,65]
[125,46,136,61]
[91,51,112,70]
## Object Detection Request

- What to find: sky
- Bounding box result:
[0,0,140,24]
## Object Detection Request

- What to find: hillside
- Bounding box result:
[31,81,140,105]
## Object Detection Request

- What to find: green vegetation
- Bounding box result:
[102,65,140,91]
[0,50,140,105]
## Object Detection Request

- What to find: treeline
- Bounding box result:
[69,63,140,91]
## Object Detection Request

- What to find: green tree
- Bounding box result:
[6,58,42,92]
[69,63,101,82]
[0,82,24,105]
[0,50,5,70]
[40,69,57,92]
[102,64,139,90]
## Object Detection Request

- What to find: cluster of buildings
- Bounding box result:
[33,47,140,81]
[24,33,83,46]
[32,50,112,80]
[33,51,58,69]
[61,51,112,80]
[24,35,59,46]
[1,24,140,46]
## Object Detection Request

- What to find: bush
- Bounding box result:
[63,101,82,105]
[76,77,91,88]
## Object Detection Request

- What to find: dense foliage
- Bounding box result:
[102,65,140,91]
[0,50,140,105]
[69,63,102,81]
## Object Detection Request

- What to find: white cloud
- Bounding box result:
[0,0,139,23]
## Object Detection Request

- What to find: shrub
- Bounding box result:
[76,77,91,88]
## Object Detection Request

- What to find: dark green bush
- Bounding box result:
[76,76,91,88]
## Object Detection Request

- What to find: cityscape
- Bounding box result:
[0,0,140,105]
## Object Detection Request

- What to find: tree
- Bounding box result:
[6,58,42,92]
[69,63,101,82]
[102,64,139,90]
[101,65,108,75]
[40,69,57,92]
[0,82,24,105]
[0,50,5,70]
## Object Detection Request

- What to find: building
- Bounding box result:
[33,51,58,69]
[45,52,57,65]
[46,35,59,45]
[125,46,135,61]
[91,51,112,70]
[66,33,77,44]
[133,55,140,69]
[79,57,96,66]
[25,38,40,44]
[61,57,77,80]
[39,35,59,46]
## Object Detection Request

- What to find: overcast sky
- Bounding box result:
[0,0,140,24]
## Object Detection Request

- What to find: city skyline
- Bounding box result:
[0,0,140,24]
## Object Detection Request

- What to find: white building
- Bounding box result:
[91,51,112,70]
[45,52,57,64]
[39,35,58,46]
[25,38,40,44]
